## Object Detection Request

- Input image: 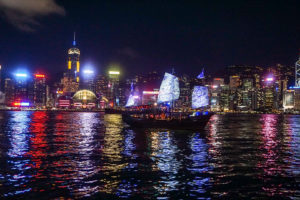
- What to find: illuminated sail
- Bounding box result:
[157,72,180,103]
[125,94,135,107]
[125,82,135,107]
[197,68,205,79]
[192,86,209,108]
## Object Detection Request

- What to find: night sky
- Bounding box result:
[0,0,300,81]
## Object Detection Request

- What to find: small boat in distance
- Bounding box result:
[123,71,213,130]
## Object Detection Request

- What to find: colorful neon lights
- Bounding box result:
[15,73,27,77]
[83,70,94,74]
[109,71,120,75]
[68,60,71,69]
[14,102,30,107]
[76,61,80,72]
[143,91,159,95]
[35,74,45,78]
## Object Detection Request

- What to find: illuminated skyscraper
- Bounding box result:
[108,71,120,107]
[295,53,300,86]
[67,32,80,82]
[14,73,29,103]
[4,78,14,106]
[33,74,46,108]
[62,33,80,93]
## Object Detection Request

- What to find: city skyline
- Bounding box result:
[0,0,300,78]
[1,2,300,199]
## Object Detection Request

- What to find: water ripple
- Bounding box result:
[0,112,299,199]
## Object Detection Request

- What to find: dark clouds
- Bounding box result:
[0,0,65,32]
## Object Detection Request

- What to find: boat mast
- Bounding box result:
[171,68,175,115]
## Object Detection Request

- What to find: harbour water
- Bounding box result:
[0,111,299,199]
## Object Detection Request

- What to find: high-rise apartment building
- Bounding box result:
[33,74,47,108]
[4,78,14,106]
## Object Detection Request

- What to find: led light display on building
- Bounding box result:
[157,73,180,103]
[192,86,209,109]
[283,91,294,109]
[15,73,27,77]
[143,91,159,95]
[59,100,70,107]
[14,102,30,107]
[109,71,120,75]
[83,70,94,74]
[35,74,45,78]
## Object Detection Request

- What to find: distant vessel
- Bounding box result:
[123,71,213,130]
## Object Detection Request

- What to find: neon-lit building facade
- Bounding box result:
[72,90,97,108]
[107,71,120,107]
[68,33,80,82]
[62,33,80,93]
[142,90,159,105]
[283,90,294,110]
[13,73,32,105]
[33,74,46,108]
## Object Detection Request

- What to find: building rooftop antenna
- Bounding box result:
[73,32,76,46]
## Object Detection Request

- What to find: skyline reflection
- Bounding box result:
[0,112,299,199]
[5,111,33,197]
[149,131,181,196]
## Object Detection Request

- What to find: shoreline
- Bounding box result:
[0,108,299,115]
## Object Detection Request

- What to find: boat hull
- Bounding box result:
[122,113,213,130]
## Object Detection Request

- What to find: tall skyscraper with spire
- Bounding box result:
[62,33,80,93]
[67,32,80,83]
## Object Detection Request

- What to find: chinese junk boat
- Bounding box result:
[122,72,213,130]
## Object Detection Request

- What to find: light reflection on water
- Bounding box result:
[149,131,181,197]
[0,112,299,199]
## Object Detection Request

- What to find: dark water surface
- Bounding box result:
[0,111,299,199]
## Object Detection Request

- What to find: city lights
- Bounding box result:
[35,74,45,78]
[83,69,94,74]
[21,102,30,106]
[13,102,30,107]
[15,73,27,77]
[109,71,120,75]
[266,77,274,82]
[143,91,159,94]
